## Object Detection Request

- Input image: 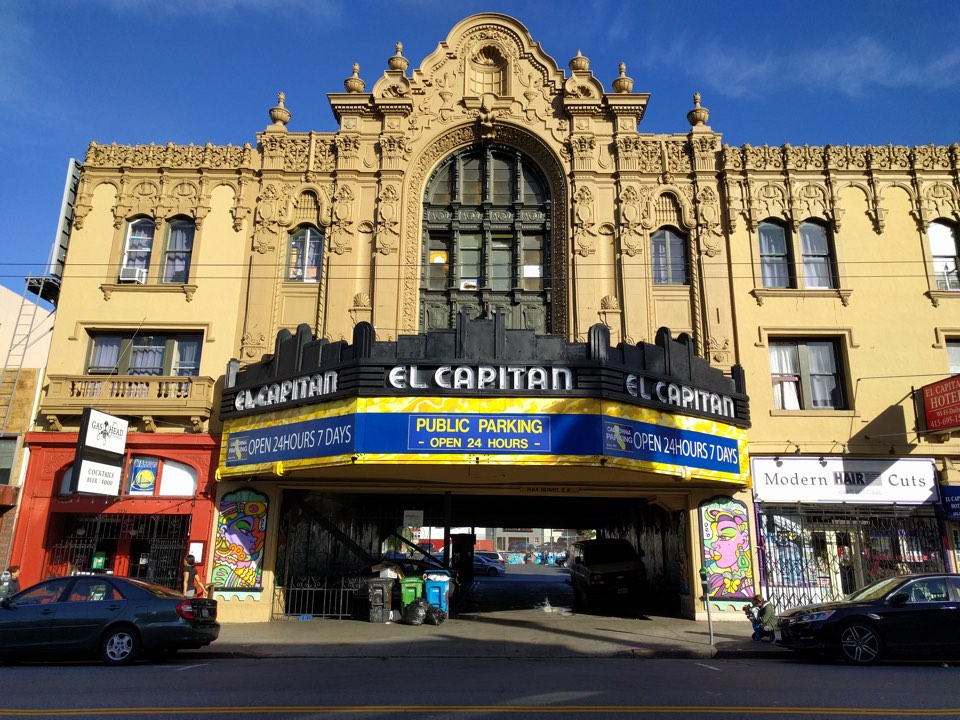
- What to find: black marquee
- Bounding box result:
[221,313,750,427]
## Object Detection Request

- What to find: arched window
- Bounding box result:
[758,220,792,288]
[799,220,836,289]
[287,225,323,282]
[421,146,551,332]
[162,218,195,284]
[120,218,155,282]
[929,220,960,291]
[650,227,688,285]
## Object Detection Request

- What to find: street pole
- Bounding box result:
[699,567,714,646]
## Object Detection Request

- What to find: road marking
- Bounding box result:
[695,663,721,671]
[174,663,207,671]
[2,706,958,716]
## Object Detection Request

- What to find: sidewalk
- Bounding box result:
[188,608,791,661]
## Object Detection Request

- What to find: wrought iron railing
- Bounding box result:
[272,575,368,620]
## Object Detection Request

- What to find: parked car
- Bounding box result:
[777,573,960,664]
[568,538,646,609]
[474,554,505,577]
[0,575,220,665]
[475,551,506,569]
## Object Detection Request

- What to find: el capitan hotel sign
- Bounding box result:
[915,375,960,435]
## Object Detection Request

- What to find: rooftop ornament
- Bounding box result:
[687,92,710,127]
[269,92,291,127]
[612,62,633,94]
[344,63,365,93]
[388,42,409,74]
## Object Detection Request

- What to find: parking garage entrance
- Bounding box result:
[214,316,752,623]
[268,489,691,620]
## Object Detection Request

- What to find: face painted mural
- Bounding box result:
[699,497,754,599]
[211,488,267,590]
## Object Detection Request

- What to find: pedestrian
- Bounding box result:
[0,565,21,600]
[182,555,204,597]
[742,601,762,640]
[749,594,778,642]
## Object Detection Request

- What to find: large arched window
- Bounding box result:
[650,227,689,285]
[286,225,323,282]
[421,145,551,332]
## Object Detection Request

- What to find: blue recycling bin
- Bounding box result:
[424,570,452,613]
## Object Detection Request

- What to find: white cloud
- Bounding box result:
[92,0,340,19]
[0,3,35,107]
[644,35,960,99]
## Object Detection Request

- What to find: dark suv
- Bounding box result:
[568,539,646,609]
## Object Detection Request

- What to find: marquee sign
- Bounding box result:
[221,316,750,427]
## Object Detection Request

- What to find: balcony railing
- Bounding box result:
[43,374,217,422]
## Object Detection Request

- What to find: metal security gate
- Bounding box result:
[48,514,190,590]
[757,504,944,610]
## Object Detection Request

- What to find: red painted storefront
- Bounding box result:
[9,431,220,589]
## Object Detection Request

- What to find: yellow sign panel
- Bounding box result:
[220,396,749,485]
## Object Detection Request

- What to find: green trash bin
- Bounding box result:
[400,577,424,609]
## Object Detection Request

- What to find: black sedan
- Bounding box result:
[0,575,219,665]
[777,573,960,664]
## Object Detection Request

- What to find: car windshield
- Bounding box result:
[844,576,905,601]
[583,543,637,563]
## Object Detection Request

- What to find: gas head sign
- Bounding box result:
[82,408,129,454]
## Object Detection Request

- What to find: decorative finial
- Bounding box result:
[344,63,365,93]
[569,49,590,72]
[612,62,633,93]
[388,41,409,73]
[687,92,710,127]
[269,91,291,127]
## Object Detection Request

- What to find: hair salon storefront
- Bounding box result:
[210,316,753,622]
[752,455,945,611]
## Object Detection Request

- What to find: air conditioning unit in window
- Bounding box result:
[118,266,147,284]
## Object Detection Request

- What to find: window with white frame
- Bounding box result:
[121,218,155,273]
[799,220,836,289]
[88,332,202,376]
[929,220,960,291]
[651,227,689,285]
[947,340,960,375]
[758,218,836,289]
[161,219,195,284]
[287,226,323,282]
[769,339,846,410]
[759,221,792,288]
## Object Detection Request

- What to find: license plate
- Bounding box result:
[617,588,629,595]
[200,608,210,618]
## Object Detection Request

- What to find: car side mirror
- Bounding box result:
[889,591,908,606]
[0,597,10,609]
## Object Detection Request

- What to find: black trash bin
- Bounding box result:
[367,577,394,623]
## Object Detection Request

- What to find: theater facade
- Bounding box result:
[11,12,960,623]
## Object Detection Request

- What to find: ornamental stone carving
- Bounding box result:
[329,185,355,255]
[618,186,644,257]
[573,186,597,257]
[375,185,400,255]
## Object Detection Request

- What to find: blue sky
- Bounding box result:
[1,0,957,298]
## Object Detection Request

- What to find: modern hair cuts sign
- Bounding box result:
[751,457,939,504]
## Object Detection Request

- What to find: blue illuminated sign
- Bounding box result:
[602,418,740,475]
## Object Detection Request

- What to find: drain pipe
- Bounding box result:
[699,567,714,646]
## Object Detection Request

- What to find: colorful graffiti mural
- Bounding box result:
[211,488,267,590]
[699,496,754,599]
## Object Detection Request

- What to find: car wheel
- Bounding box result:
[838,622,883,665]
[487,567,499,577]
[101,626,141,666]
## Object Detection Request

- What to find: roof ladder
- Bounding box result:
[0,276,51,436]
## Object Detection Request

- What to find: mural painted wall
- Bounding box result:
[212,488,268,590]
[699,496,754,599]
